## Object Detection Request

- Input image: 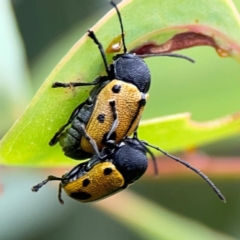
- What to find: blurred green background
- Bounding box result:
[1,0,240,239]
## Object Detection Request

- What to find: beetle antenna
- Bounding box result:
[141,140,226,203]
[110,1,127,53]
[140,53,195,63]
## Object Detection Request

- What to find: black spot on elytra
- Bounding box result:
[71,191,92,200]
[104,167,113,175]
[82,178,90,187]
[97,114,105,123]
[112,84,121,93]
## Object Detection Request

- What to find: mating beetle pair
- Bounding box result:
[32,1,226,203]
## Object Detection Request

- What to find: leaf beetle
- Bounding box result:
[32,1,225,204]
[49,1,194,160]
[32,131,225,203]
[32,136,149,203]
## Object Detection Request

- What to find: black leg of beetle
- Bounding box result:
[80,124,103,159]
[49,122,71,146]
[87,30,110,76]
[133,131,138,139]
[31,175,63,192]
[52,76,104,88]
[141,141,226,203]
[125,93,147,135]
[31,179,49,192]
[49,101,87,146]
[105,100,119,142]
[58,183,64,205]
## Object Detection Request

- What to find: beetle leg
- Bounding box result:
[31,175,63,192]
[58,183,64,205]
[80,124,103,159]
[49,101,86,146]
[52,76,103,88]
[105,100,119,142]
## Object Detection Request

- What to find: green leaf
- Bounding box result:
[1,0,240,166]
[138,112,240,154]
